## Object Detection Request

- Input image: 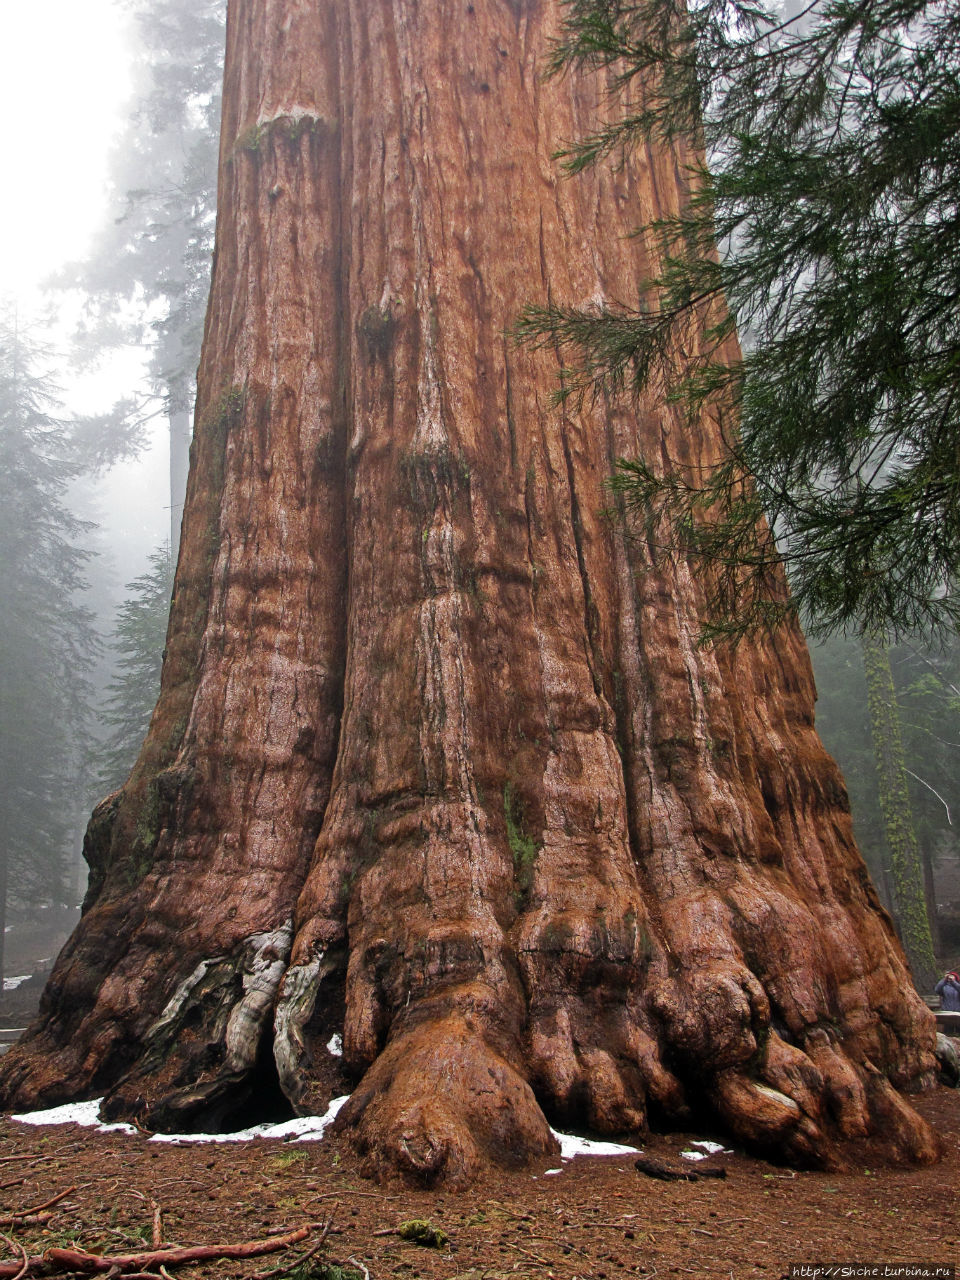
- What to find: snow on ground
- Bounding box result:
[682,1139,732,1160]
[12,1099,137,1135]
[150,1096,350,1145]
[11,1096,350,1145]
[11,1097,658,1164]
[532,1128,640,1176]
[2,975,30,991]
[549,1129,640,1161]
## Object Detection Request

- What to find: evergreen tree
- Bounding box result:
[812,630,960,967]
[0,311,99,981]
[810,636,888,892]
[95,546,174,795]
[521,0,960,641]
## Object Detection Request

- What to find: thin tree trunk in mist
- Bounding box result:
[0,0,939,1184]
[922,846,940,956]
[861,635,938,993]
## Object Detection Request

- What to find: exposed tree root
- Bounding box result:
[339,1012,558,1187]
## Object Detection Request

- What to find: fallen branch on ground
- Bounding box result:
[247,1214,336,1280]
[634,1155,726,1182]
[0,1224,317,1277]
[0,1231,27,1280]
[15,1187,77,1216]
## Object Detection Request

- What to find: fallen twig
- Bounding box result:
[587,1220,643,1230]
[501,1240,552,1266]
[15,1187,77,1217]
[0,1180,25,1192]
[307,1191,399,1202]
[0,1216,53,1229]
[101,1229,153,1249]
[247,1213,335,1280]
[0,1231,28,1280]
[0,1260,43,1280]
[348,1258,370,1280]
[150,1203,162,1250]
[39,1225,313,1275]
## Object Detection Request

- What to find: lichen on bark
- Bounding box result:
[0,0,939,1184]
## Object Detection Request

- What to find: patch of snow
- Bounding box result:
[149,1095,350,1145]
[11,1094,351,1146]
[680,1149,708,1161]
[326,1033,343,1057]
[3,975,31,991]
[12,1098,136,1135]
[543,1168,564,1176]
[550,1128,641,1160]
[689,1139,730,1155]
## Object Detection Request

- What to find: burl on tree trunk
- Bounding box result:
[0,0,938,1183]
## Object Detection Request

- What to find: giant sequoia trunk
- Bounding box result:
[0,0,939,1184]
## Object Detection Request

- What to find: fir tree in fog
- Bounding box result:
[67,0,224,550]
[0,311,99,979]
[813,632,960,950]
[95,546,174,795]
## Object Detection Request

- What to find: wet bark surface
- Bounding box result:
[0,0,938,1184]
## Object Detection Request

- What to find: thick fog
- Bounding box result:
[0,0,217,996]
[0,1,168,586]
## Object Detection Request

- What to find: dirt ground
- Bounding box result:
[0,1083,957,1280]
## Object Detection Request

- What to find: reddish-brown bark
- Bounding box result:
[0,0,938,1183]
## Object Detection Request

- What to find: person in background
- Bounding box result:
[935,970,960,1012]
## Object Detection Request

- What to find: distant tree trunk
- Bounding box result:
[861,635,939,992]
[0,0,938,1182]
[922,847,941,955]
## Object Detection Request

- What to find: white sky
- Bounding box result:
[0,0,170,588]
[0,0,132,297]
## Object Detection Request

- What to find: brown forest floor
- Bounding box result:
[0,1084,957,1280]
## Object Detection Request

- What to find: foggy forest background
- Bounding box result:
[2,0,959,1003]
